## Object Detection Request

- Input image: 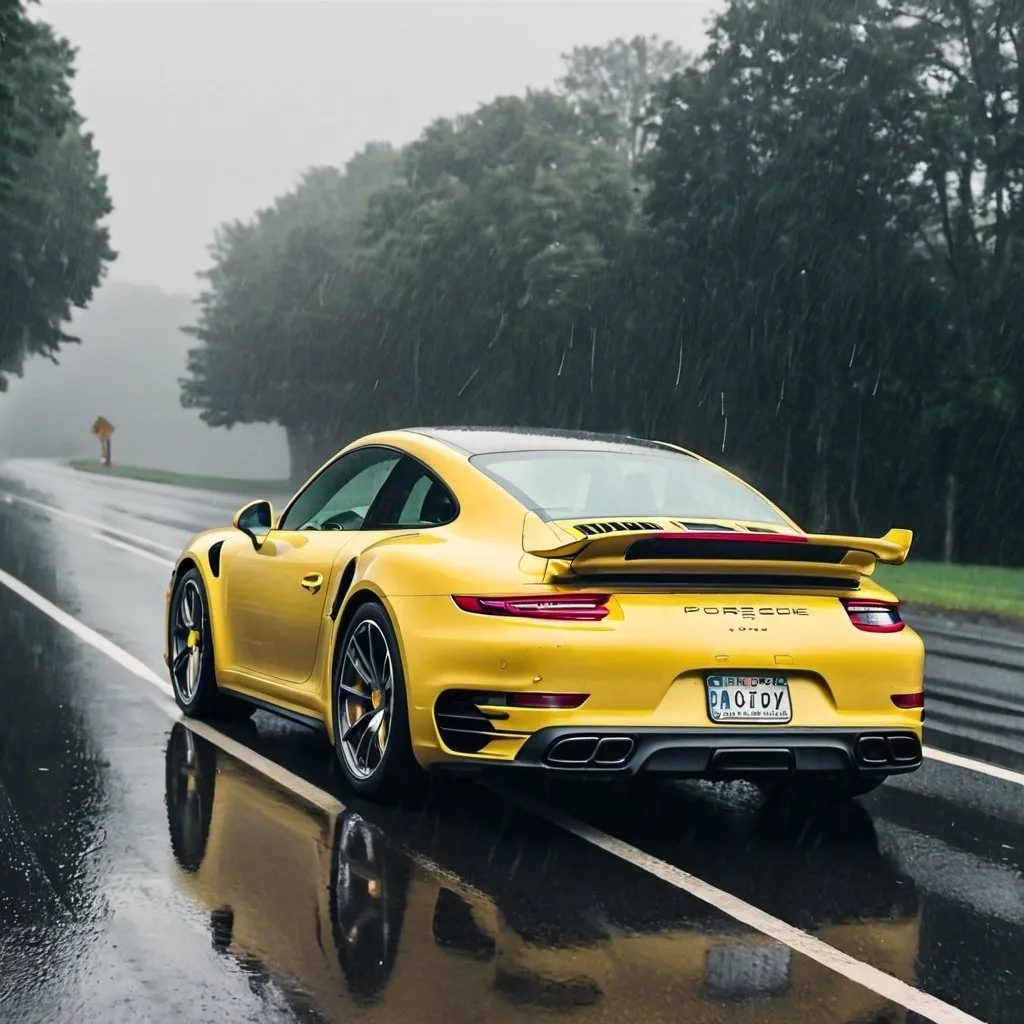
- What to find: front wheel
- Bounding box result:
[332,602,426,803]
[168,568,254,721]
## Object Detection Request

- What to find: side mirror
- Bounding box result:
[233,499,274,550]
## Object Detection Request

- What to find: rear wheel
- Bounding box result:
[332,602,426,802]
[169,568,254,721]
[756,774,886,804]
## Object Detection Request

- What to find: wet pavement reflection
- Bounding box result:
[165,724,915,1024]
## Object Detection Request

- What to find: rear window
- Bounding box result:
[470,449,790,526]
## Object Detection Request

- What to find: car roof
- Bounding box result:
[406,426,695,458]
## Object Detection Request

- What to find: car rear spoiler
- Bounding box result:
[522,512,912,585]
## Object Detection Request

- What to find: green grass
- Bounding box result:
[875,560,1024,620]
[69,459,290,496]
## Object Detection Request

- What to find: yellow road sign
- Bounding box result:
[91,416,115,440]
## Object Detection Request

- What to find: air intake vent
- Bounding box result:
[671,522,737,532]
[574,520,661,536]
[434,692,499,754]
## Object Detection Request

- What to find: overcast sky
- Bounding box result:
[39,0,721,297]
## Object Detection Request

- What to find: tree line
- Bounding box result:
[182,2,1024,567]
[0,0,115,391]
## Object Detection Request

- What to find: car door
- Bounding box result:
[224,446,403,689]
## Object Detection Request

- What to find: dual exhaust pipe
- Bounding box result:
[546,735,635,767]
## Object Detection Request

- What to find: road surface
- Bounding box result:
[1,458,1023,1024]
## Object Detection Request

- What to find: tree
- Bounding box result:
[181,144,400,479]
[558,35,691,165]
[355,90,634,430]
[0,0,115,389]
[879,0,1024,563]
[638,0,1023,561]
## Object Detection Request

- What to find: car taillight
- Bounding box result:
[842,599,905,633]
[452,593,610,621]
[891,692,924,709]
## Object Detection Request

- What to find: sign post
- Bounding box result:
[91,417,115,467]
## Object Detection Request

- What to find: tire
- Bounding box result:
[332,601,426,802]
[756,774,886,804]
[165,722,216,872]
[329,811,411,1002]
[168,567,255,721]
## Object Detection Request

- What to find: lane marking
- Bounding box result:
[0,565,176,700]
[90,531,176,569]
[495,787,982,1024]
[915,625,1024,654]
[3,458,245,510]
[7,493,180,555]
[0,566,341,816]
[0,566,986,1024]
[923,745,1024,787]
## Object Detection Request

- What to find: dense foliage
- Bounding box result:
[0,0,115,389]
[182,6,1024,566]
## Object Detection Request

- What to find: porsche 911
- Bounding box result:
[164,427,924,802]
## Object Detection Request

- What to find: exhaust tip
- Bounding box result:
[887,735,921,764]
[592,737,635,766]
[856,736,889,766]
[547,736,599,765]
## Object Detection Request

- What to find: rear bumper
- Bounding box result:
[433,726,923,781]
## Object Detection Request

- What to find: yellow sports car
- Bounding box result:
[164,426,925,802]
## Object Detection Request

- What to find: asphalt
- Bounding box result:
[1,457,1023,1024]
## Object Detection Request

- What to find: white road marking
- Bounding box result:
[0,565,987,1024]
[0,566,341,815]
[496,787,983,1024]
[90,531,176,569]
[923,745,1024,787]
[0,565,175,700]
[8,493,180,555]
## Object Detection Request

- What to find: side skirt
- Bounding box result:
[217,686,328,734]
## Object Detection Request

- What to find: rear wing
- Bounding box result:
[522,512,912,585]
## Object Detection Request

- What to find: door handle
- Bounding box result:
[300,573,324,594]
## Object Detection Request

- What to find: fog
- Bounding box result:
[0,283,289,477]
[0,1,717,475]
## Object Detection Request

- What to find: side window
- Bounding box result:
[278,447,401,531]
[364,456,458,529]
[397,475,434,524]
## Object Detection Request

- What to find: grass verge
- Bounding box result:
[69,459,290,496]
[875,560,1024,621]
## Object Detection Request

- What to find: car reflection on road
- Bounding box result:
[164,723,920,1023]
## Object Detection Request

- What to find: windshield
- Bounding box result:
[471,450,790,526]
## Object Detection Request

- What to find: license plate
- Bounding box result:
[705,675,791,723]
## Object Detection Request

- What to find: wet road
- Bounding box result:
[1,458,1023,1024]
